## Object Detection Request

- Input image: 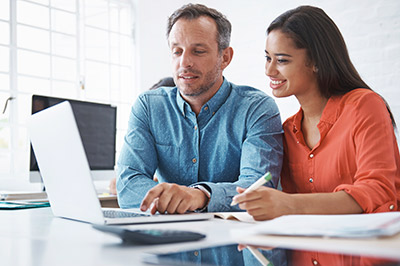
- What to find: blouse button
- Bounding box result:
[204,106,208,111]
[192,158,197,164]
[312,259,319,265]
[309,178,313,183]
[194,125,197,130]
[309,153,314,158]
[194,251,199,256]
[389,204,394,210]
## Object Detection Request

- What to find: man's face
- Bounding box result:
[168,16,224,99]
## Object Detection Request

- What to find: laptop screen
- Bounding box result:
[29,95,117,181]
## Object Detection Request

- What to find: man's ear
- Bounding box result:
[220,47,234,70]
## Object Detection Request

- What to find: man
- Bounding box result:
[117,4,283,214]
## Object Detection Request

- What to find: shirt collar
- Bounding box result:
[203,78,230,116]
[176,78,230,118]
[319,95,341,125]
[176,89,188,117]
[292,95,341,134]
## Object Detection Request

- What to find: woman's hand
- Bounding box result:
[233,186,297,221]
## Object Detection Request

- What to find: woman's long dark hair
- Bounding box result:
[267,5,396,128]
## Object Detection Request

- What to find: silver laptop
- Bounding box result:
[28,101,212,225]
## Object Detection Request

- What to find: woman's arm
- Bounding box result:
[234,186,362,221]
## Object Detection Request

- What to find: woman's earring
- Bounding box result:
[313,66,319,73]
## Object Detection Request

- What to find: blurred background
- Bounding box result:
[0,0,399,190]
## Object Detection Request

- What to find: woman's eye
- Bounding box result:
[277,59,288,63]
[265,55,271,62]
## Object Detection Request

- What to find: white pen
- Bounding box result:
[247,246,273,266]
[231,172,272,206]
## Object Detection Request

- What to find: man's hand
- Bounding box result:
[140,183,208,214]
[108,177,117,195]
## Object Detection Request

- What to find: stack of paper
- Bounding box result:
[213,212,256,223]
[0,201,50,210]
[249,212,400,238]
[0,191,47,201]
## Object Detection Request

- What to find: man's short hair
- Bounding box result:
[167,3,231,52]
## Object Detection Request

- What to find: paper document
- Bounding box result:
[213,212,256,223]
[250,212,400,238]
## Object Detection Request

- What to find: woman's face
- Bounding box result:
[265,30,319,99]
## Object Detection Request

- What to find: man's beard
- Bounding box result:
[177,59,222,97]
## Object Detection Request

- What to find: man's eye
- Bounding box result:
[265,55,271,62]
[194,50,206,54]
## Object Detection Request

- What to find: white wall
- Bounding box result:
[133,0,400,131]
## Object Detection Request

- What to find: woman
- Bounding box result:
[234,5,400,265]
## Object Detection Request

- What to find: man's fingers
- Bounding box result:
[154,186,177,213]
[149,198,159,215]
[140,185,164,211]
[166,196,185,214]
[141,183,201,214]
[176,198,193,213]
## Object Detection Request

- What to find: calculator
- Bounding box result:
[92,224,206,244]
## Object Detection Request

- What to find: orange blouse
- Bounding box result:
[281,88,400,265]
[282,88,400,212]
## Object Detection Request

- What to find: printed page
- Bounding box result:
[213,212,256,223]
[250,212,400,238]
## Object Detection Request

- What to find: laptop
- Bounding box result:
[28,101,213,225]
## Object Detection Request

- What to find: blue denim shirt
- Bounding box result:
[117,78,283,211]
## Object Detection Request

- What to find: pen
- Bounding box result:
[230,172,272,206]
[247,246,273,266]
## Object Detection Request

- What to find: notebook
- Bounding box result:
[28,101,212,225]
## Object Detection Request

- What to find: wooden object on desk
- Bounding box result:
[99,194,119,208]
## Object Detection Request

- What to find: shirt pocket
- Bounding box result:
[155,143,181,182]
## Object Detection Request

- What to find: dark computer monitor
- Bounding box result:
[29,95,117,183]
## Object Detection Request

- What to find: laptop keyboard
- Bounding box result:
[103,209,150,219]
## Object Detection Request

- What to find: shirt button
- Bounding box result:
[309,178,313,183]
[194,251,199,256]
[194,125,197,130]
[192,158,197,164]
[389,204,394,210]
[212,111,215,115]
[312,259,319,265]
[309,154,314,158]
[204,106,208,111]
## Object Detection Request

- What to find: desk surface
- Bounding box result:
[1,208,399,266]
[0,208,252,266]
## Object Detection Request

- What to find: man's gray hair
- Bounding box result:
[167,3,231,52]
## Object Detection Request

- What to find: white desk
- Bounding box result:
[1,208,399,266]
[0,208,253,266]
